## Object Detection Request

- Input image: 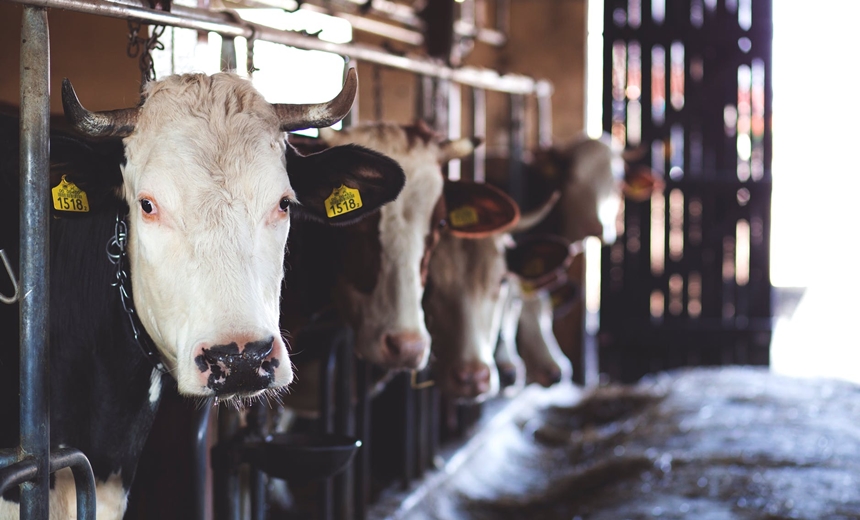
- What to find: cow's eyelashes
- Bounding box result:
[140,198,155,214]
[279,197,293,212]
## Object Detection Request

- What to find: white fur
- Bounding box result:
[120,73,293,395]
[148,367,162,406]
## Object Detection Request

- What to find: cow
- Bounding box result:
[280,121,480,376]
[424,189,566,402]
[0,67,406,519]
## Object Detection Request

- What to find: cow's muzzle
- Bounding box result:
[195,337,281,395]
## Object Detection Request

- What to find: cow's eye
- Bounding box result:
[279,197,292,212]
[140,199,154,214]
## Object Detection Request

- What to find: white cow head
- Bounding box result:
[61,68,403,400]
[426,189,572,402]
[424,181,523,402]
[530,135,662,244]
[313,121,479,370]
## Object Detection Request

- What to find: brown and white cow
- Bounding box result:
[281,121,480,373]
[424,188,565,402]
[1,68,405,519]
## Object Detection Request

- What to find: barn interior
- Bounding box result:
[1,0,859,519]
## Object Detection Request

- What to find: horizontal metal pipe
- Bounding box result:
[0,459,38,496]
[5,0,552,95]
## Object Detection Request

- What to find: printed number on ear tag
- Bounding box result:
[325,185,363,218]
[449,205,479,228]
[522,257,546,278]
[52,175,90,213]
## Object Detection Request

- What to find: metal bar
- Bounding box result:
[508,93,526,207]
[192,402,213,520]
[0,449,95,519]
[4,0,552,96]
[333,328,353,520]
[18,6,51,519]
[472,87,486,183]
[353,360,371,520]
[400,374,415,490]
[447,81,462,181]
[0,459,36,497]
[50,447,97,520]
[536,84,553,149]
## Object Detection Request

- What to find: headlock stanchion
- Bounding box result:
[0,1,554,518]
[0,5,98,520]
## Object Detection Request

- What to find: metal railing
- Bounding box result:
[0,0,553,517]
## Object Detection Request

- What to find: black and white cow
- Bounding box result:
[0,68,405,519]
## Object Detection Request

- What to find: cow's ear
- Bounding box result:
[506,234,574,291]
[287,143,406,226]
[443,180,520,238]
[621,164,663,202]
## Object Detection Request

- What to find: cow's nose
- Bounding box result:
[203,338,274,366]
[453,363,491,395]
[196,337,280,395]
[382,333,428,369]
[535,367,563,388]
[497,362,519,388]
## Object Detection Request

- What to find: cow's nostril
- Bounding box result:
[203,342,241,364]
[384,335,402,357]
[243,337,274,361]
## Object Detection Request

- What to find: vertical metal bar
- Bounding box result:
[353,360,371,520]
[447,81,462,180]
[18,6,50,519]
[472,87,486,183]
[416,75,434,125]
[220,36,237,72]
[342,58,358,127]
[508,93,526,207]
[536,85,553,149]
[434,78,449,136]
[400,374,415,490]
[192,403,213,520]
[333,329,353,520]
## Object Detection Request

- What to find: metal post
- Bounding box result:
[447,81,462,181]
[18,6,51,519]
[472,87,487,183]
[353,360,371,520]
[192,402,213,520]
[536,84,554,149]
[508,93,526,207]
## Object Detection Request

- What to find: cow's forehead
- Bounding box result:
[121,73,289,201]
[432,234,507,294]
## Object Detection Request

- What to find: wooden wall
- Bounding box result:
[0,3,141,115]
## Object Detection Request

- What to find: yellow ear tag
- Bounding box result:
[449,205,479,228]
[522,257,546,278]
[325,185,363,218]
[52,175,90,213]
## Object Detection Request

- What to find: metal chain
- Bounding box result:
[106,213,166,372]
[127,21,166,88]
[247,36,258,76]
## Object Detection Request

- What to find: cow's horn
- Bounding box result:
[274,67,358,132]
[510,190,561,233]
[62,78,140,138]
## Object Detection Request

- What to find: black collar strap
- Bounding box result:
[106,213,166,373]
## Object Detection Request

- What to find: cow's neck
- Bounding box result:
[281,214,382,334]
[47,209,162,494]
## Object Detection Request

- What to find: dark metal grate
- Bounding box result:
[599,0,773,383]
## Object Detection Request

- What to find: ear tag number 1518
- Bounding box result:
[52,175,90,213]
[325,185,363,218]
